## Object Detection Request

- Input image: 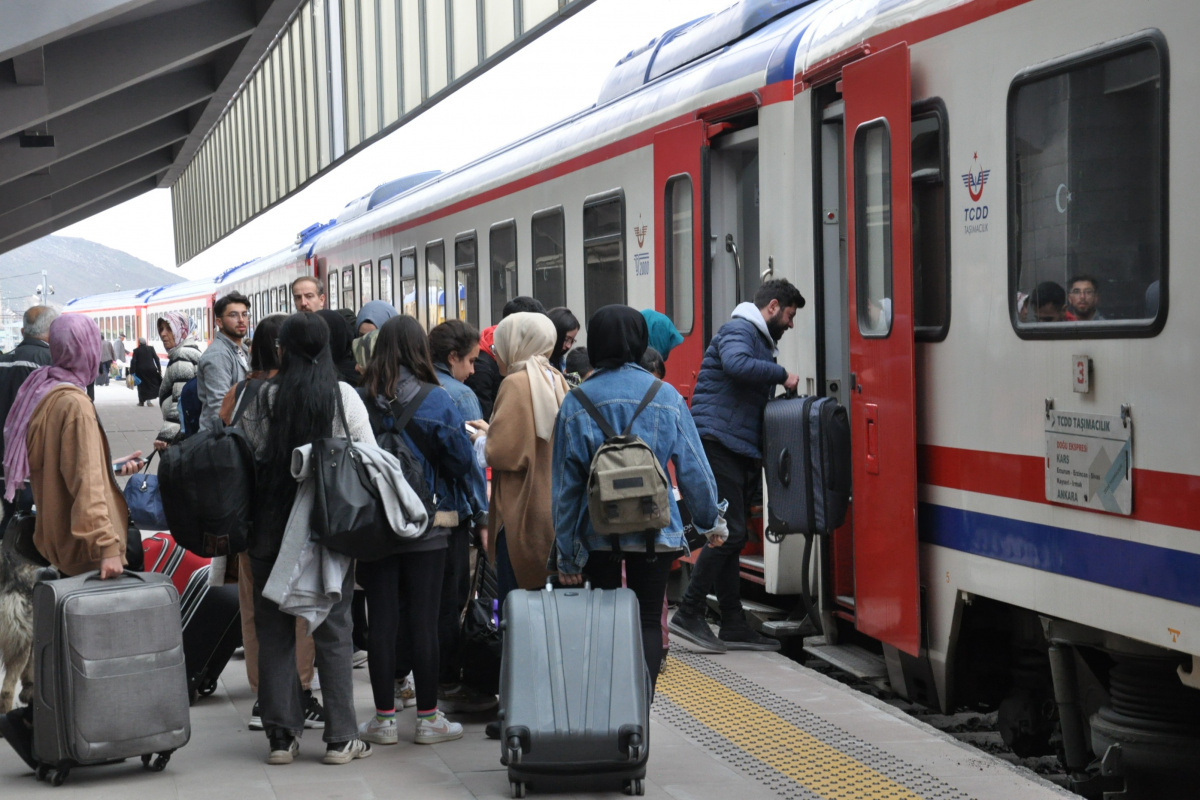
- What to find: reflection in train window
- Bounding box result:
[341,266,355,311]
[854,121,892,338]
[455,233,478,328]
[427,241,446,329]
[400,250,418,320]
[912,104,950,341]
[532,207,565,309]
[1010,35,1166,335]
[490,221,517,324]
[379,256,393,305]
[360,261,373,306]
[328,269,340,310]
[583,190,626,323]
[664,176,694,335]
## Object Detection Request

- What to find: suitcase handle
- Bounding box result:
[79,569,152,584]
[544,576,591,591]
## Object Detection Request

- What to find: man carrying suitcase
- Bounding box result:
[670,279,805,653]
[0,314,144,770]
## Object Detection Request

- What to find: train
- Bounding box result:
[62,0,1197,795]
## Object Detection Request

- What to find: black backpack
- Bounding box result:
[159,380,262,557]
[361,384,438,524]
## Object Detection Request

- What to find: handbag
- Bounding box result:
[310,390,404,561]
[134,374,142,386]
[124,451,168,530]
[3,508,50,567]
[459,543,502,694]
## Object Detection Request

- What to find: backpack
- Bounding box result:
[362,384,438,527]
[572,379,672,544]
[158,380,262,557]
[177,377,201,438]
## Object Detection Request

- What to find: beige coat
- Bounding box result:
[27,385,128,576]
[486,369,568,588]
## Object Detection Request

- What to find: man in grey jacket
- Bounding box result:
[197,292,251,432]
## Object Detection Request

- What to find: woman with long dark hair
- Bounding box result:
[546,306,580,371]
[356,315,481,745]
[239,312,373,766]
[316,309,360,384]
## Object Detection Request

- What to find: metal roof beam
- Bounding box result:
[0,179,158,254]
[0,66,211,184]
[0,0,157,62]
[0,0,257,139]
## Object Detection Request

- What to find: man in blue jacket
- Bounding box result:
[670,279,804,652]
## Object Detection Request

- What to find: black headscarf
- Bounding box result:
[316,309,359,384]
[587,305,648,370]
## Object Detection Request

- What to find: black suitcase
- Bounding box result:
[763,395,851,537]
[499,582,650,797]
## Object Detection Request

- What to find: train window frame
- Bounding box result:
[1007,31,1169,339]
[378,256,394,305]
[399,249,418,321]
[582,189,627,324]
[853,119,894,339]
[328,269,340,310]
[454,231,479,328]
[912,100,951,342]
[489,219,518,323]
[341,265,355,311]
[360,260,374,306]
[426,240,446,330]
[663,174,695,335]
[531,206,566,309]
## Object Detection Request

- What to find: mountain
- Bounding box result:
[0,236,183,308]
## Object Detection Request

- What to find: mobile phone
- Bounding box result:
[465,423,478,435]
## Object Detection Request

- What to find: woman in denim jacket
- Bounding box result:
[552,305,727,682]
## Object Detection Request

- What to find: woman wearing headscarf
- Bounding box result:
[355,300,398,337]
[550,305,726,685]
[129,335,162,406]
[0,315,143,768]
[154,312,203,448]
[640,309,684,362]
[485,312,568,598]
[316,309,360,384]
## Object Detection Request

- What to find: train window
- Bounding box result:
[489,221,518,323]
[426,241,446,329]
[360,261,373,306]
[854,121,893,338]
[1009,35,1166,336]
[583,190,626,323]
[379,257,393,305]
[341,266,355,311]
[328,269,340,310]
[400,250,418,320]
[455,233,479,328]
[912,103,950,341]
[531,207,566,309]
[664,176,695,335]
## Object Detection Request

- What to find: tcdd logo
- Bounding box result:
[961,152,990,202]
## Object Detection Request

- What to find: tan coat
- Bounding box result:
[486,369,568,589]
[27,384,128,576]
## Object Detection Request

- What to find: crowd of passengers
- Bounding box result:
[0,276,808,768]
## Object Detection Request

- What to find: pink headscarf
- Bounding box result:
[160,311,195,344]
[3,315,101,500]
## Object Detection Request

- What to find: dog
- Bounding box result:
[0,527,38,713]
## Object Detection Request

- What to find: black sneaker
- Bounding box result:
[0,708,36,771]
[266,732,299,765]
[719,625,781,651]
[249,700,264,730]
[303,690,326,729]
[669,608,728,654]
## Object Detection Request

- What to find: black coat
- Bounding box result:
[130,344,162,401]
[464,349,501,420]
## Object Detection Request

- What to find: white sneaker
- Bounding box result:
[323,737,372,765]
[358,716,398,745]
[414,710,463,744]
[394,674,417,709]
[352,650,369,668]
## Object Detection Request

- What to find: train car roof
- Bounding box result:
[143,277,218,305]
[64,286,165,311]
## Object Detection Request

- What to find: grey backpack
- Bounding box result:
[572,380,672,540]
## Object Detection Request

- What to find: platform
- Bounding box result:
[0,385,1075,799]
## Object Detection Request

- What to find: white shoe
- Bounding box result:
[323,738,372,765]
[352,650,369,668]
[415,710,463,744]
[358,716,399,745]
[394,674,417,708]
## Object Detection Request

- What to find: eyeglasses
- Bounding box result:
[222,311,251,320]
[563,335,577,348]
[1068,288,1096,297]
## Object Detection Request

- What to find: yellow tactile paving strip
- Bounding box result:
[655,654,943,800]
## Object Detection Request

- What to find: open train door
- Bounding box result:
[842,43,921,656]
[654,121,708,401]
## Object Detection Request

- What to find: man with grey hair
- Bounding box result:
[2,305,58,366]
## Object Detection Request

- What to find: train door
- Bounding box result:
[838,43,921,656]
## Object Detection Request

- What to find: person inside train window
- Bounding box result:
[1065,275,1104,321]
[356,300,398,337]
[291,276,325,313]
[865,297,892,332]
[1030,281,1067,323]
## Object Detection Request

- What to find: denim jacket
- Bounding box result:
[434,362,483,422]
[552,363,724,574]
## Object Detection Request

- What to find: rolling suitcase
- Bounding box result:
[762,395,852,538]
[499,582,650,798]
[143,532,242,703]
[31,571,191,785]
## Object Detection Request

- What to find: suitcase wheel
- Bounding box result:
[506,736,522,766]
[510,780,526,799]
[623,779,645,796]
[197,677,219,698]
[35,764,49,782]
[49,767,69,787]
[142,752,171,772]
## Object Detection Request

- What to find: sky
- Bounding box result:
[57,0,732,281]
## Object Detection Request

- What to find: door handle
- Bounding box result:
[865,403,880,475]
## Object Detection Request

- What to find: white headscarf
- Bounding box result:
[493,312,564,440]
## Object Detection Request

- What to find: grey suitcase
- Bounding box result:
[763,395,852,538]
[499,583,650,797]
[32,570,191,785]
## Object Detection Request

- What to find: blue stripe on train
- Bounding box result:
[918,503,1200,607]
